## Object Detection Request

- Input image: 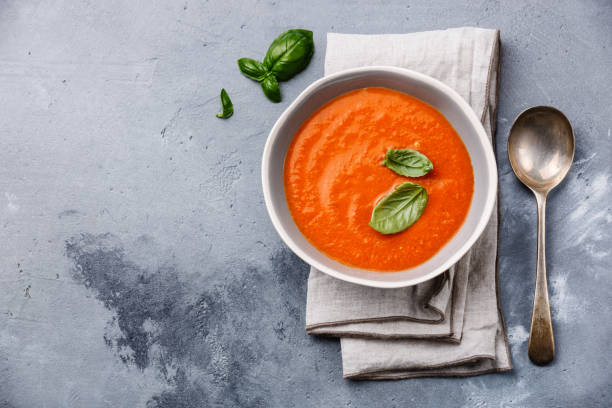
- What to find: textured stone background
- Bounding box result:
[1,1,611,407]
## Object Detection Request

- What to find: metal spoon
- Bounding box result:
[508,106,574,365]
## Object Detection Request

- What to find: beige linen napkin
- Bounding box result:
[305,27,512,379]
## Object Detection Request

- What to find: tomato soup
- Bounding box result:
[284,87,474,271]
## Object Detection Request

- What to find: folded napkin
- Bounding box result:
[305,27,512,379]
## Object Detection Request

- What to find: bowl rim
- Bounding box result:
[261,66,497,288]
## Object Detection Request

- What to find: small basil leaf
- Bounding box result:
[261,75,281,103]
[369,182,428,234]
[237,58,267,81]
[263,29,314,81]
[216,88,233,119]
[382,148,433,177]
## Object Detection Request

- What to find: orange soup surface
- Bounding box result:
[284,87,474,271]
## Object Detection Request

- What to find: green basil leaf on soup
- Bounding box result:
[263,29,314,81]
[260,74,281,103]
[237,58,268,81]
[369,182,428,234]
[216,88,233,119]
[382,148,433,177]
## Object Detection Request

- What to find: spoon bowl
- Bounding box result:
[508,106,574,193]
[508,106,574,366]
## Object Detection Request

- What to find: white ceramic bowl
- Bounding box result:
[262,66,497,288]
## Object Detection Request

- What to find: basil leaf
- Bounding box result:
[237,58,267,81]
[369,182,428,234]
[261,74,281,103]
[216,88,233,119]
[263,29,314,81]
[382,148,433,177]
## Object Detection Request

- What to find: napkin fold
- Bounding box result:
[305,27,512,379]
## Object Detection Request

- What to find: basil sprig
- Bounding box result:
[216,88,233,119]
[382,148,433,177]
[237,29,314,103]
[369,182,428,235]
[369,148,434,234]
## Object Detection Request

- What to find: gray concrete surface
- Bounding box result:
[1,1,611,407]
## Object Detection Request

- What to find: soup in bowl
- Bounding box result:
[262,67,497,288]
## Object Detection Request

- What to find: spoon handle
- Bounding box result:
[528,193,555,365]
